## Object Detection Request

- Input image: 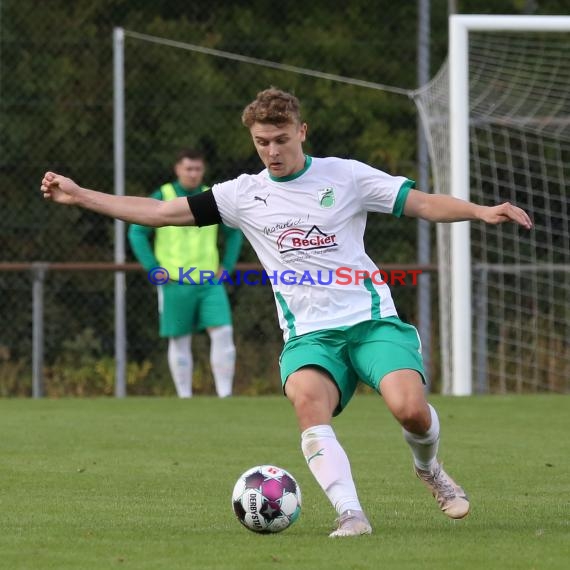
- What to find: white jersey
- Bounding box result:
[212,156,413,341]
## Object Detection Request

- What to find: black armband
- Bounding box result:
[187,191,222,227]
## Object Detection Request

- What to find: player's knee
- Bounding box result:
[286,384,319,412]
[290,397,333,430]
[285,371,337,424]
[394,403,431,433]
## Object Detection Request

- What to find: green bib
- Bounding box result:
[154,183,219,280]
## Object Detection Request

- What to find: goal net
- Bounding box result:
[414,16,570,394]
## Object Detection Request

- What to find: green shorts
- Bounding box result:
[279,317,425,416]
[157,282,232,337]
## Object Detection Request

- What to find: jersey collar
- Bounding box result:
[174,181,203,196]
[269,155,312,182]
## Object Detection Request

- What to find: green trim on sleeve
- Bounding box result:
[128,224,159,271]
[172,181,205,197]
[220,225,243,273]
[392,179,416,218]
[127,188,163,271]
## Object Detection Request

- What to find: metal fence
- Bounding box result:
[2,0,561,396]
[0,261,436,397]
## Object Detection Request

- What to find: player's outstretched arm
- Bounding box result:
[40,171,196,227]
[403,189,532,229]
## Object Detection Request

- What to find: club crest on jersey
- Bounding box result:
[317,187,335,208]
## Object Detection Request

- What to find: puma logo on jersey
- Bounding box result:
[254,194,269,206]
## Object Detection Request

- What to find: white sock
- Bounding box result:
[402,404,440,471]
[167,335,193,398]
[208,325,235,398]
[301,424,363,515]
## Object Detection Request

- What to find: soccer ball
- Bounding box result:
[232,465,302,534]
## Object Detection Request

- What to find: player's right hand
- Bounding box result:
[40,172,81,205]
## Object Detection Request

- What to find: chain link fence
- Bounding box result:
[2,0,563,396]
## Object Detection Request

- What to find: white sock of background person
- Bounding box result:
[167,335,193,398]
[209,325,236,398]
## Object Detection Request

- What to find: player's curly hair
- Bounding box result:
[241,87,302,128]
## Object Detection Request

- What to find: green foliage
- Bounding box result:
[44,328,158,397]
[1,0,448,266]
[0,346,30,397]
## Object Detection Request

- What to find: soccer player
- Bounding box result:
[40,88,533,537]
[128,149,243,399]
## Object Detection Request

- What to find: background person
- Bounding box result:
[128,149,243,398]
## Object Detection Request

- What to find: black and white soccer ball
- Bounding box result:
[231,465,302,533]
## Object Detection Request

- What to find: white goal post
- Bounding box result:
[449,15,570,395]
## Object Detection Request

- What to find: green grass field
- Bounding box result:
[0,395,568,569]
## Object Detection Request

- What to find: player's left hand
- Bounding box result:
[479,202,533,229]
